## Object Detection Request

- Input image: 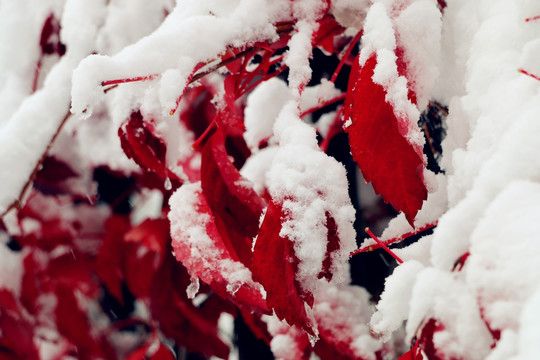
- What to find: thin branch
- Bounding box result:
[525,15,540,22]
[330,29,363,83]
[299,93,346,118]
[350,221,438,256]
[518,68,540,82]
[101,74,158,87]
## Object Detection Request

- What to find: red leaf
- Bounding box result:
[313,15,344,54]
[20,253,42,315]
[123,218,170,299]
[55,285,105,359]
[119,111,182,189]
[48,252,98,296]
[251,201,315,335]
[201,129,265,267]
[40,14,66,56]
[343,54,427,226]
[0,290,38,360]
[33,156,78,195]
[398,349,423,360]
[95,215,131,303]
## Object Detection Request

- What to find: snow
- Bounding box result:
[314,283,381,359]
[466,181,540,333]
[331,0,370,29]
[357,0,439,149]
[370,260,424,341]
[244,78,342,151]
[285,19,318,97]
[240,146,278,196]
[244,78,291,150]
[393,0,441,111]
[264,315,310,360]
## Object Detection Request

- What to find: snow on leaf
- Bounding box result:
[252,98,357,334]
[343,54,427,226]
[168,182,267,313]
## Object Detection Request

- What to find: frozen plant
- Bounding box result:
[1,0,540,359]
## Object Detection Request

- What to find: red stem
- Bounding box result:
[364,228,403,264]
[32,58,43,93]
[192,119,218,149]
[319,107,343,153]
[1,110,71,218]
[330,29,363,83]
[525,15,540,22]
[299,93,346,118]
[101,74,158,87]
[518,68,540,81]
[240,64,288,97]
[239,51,281,94]
[350,221,438,256]
[169,63,205,116]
